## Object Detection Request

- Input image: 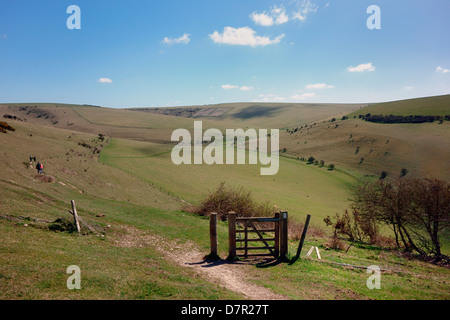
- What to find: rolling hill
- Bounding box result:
[0,95,449,300]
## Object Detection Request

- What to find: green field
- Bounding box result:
[99,137,357,227]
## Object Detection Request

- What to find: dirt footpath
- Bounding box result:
[114,225,287,300]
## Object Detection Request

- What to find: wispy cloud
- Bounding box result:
[306,83,335,89]
[221,84,239,90]
[292,0,319,22]
[436,66,450,74]
[347,62,375,73]
[222,84,255,91]
[97,78,113,84]
[250,5,289,26]
[162,33,191,45]
[210,27,285,47]
[290,92,316,101]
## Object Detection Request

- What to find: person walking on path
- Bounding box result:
[36,162,43,174]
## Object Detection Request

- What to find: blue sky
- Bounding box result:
[0,0,449,108]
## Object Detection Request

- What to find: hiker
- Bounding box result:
[29,156,33,162]
[33,156,36,162]
[36,162,43,174]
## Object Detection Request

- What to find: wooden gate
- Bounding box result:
[227,211,288,260]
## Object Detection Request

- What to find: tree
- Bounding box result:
[408,178,450,257]
[352,177,450,258]
[328,164,335,170]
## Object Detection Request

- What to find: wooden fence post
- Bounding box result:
[290,214,311,264]
[210,213,218,258]
[71,200,81,234]
[279,211,288,260]
[274,212,280,258]
[227,211,236,260]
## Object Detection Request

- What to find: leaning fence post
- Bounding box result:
[290,214,311,264]
[71,200,81,234]
[209,212,218,258]
[227,211,236,260]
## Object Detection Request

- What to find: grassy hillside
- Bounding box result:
[349,95,450,117]
[99,137,357,226]
[278,95,450,181]
[129,102,362,129]
[0,97,449,300]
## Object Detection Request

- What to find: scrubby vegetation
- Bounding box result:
[0,121,16,133]
[359,113,450,124]
[184,182,277,220]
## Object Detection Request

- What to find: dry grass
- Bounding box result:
[287,218,327,241]
[34,174,56,183]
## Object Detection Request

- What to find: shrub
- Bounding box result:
[0,121,16,133]
[324,231,347,251]
[185,182,276,220]
[400,168,408,177]
[328,164,335,170]
[324,209,379,244]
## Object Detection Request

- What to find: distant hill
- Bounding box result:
[349,95,450,118]
[2,96,449,182]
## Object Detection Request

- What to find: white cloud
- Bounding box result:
[306,83,335,89]
[221,84,239,90]
[250,12,274,26]
[209,27,285,47]
[290,92,316,101]
[347,62,375,73]
[272,6,289,25]
[97,78,113,84]
[403,86,414,90]
[292,0,318,22]
[222,84,255,91]
[162,33,191,45]
[436,66,450,74]
[250,5,289,26]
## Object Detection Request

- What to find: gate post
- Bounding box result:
[209,212,218,258]
[227,211,236,260]
[279,211,288,260]
[274,212,280,258]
